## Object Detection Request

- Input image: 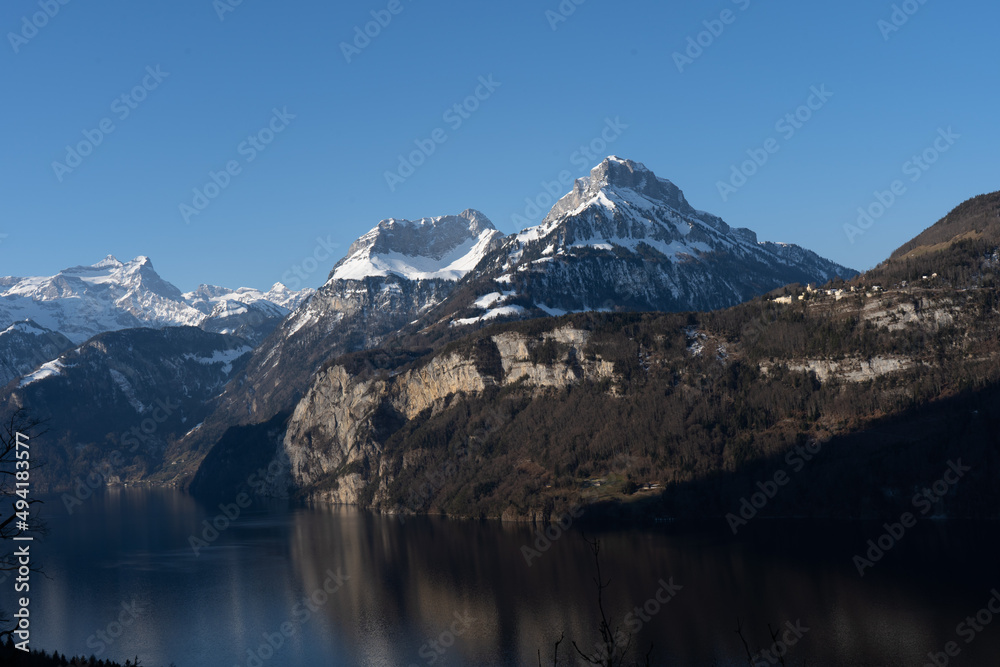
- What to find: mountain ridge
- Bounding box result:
[413,157,855,330]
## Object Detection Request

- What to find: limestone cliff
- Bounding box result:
[280,327,616,506]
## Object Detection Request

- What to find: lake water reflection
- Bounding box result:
[25,488,1000,666]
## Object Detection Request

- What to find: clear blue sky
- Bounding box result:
[1,0,997,291]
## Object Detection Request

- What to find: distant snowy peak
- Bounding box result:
[0,256,313,345]
[330,209,504,282]
[69,254,184,301]
[88,254,125,270]
[0,255,200,342]
[183,282,313,317]
[6,255,167,300]
[260,282,313,310]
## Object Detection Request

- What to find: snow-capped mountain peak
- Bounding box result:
[330,209,504,282]
[90,254,125,269]
[545,156,695,222]
[261,282,308,310]
[457,156,857,320]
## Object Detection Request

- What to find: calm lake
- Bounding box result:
[21,488,1000,666]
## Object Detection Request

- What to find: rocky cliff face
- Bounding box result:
[278,327,616,505]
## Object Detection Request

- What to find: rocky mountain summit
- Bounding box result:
[330,209,504,281]
[438,157,856,325]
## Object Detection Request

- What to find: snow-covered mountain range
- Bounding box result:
[0,255,312,345]
[2,155,858,493]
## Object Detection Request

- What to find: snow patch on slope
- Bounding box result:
[452,305,527,327]
[19,359,68,387]
[109,369,146,414]
[183,346,253,374]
